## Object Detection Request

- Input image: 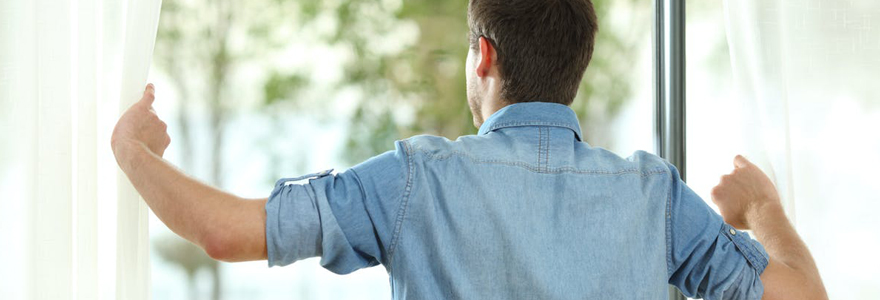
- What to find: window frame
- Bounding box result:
[653,0,688,298]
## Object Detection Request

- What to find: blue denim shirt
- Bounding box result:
[265,102,768,299]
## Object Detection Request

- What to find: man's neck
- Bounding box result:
[480,99,507,124]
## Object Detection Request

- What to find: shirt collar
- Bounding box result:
[477,102,583,141]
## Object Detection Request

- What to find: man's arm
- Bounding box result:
[711,155,827,299]
[111,84,267,262]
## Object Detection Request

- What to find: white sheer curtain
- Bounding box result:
[0,0,162,299]
[724,0,880,297]
[722,0,798,223]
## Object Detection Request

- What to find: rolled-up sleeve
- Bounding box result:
[265,141,410,274]
[265,169,333,268]
[665,163,769,300]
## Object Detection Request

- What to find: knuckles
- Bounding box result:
[710,186,723,200]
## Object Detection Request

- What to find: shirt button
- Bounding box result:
[729,229,737,235]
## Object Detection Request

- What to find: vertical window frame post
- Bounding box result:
[654,0,687,298]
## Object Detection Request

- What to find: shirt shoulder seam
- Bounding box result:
[387,140,416,272]
[412,145,667,176]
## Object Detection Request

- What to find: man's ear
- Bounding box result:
[476,36,496,78]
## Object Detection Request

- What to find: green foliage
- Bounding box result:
[263,72,309,106]
[307,0,652,164]
[155,0,652,167]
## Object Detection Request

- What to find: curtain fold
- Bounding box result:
[722,0,797,223]
[0,0,162,299]
[723,0,880,297]
[117,0,163,299]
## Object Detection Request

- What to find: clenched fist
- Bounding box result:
[111,84,171,168]
[710,155,782,230]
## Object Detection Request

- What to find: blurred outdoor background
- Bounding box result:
[147,0,654,298]
[144,0,879,299]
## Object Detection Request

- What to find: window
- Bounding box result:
[148,0,656,298]
[686,0,880,298]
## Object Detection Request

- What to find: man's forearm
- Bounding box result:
[117,141,267,261]
[749,204,827,299]
[712,156,827,298]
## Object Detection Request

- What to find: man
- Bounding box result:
[112,0,827,299]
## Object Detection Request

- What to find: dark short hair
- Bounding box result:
[468,0,598,106]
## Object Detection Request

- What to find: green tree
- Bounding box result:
[289,0,652,164]
[152,0,306,298]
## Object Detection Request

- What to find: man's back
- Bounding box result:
[391,104,669,298]
[111,0,827,297]
[265,103,767,299]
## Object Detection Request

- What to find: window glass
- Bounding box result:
[686,1,880,298]
[684,0,742,209]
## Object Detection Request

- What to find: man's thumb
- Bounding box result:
[141,83,155,106]
[734,155,751,168]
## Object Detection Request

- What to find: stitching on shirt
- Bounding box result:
[722,226,768,273]
[387,140,415,272]
[414,147,667,177]
[536,127,543,170]
[749,239,770,275]
[538,127,546,171]
[544,127,550,172]
[489,120,580,136]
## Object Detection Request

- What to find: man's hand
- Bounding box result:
[111,83,171,169]
[110,83,267,262]
[710,155,781,230]
[712,155,827,299]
